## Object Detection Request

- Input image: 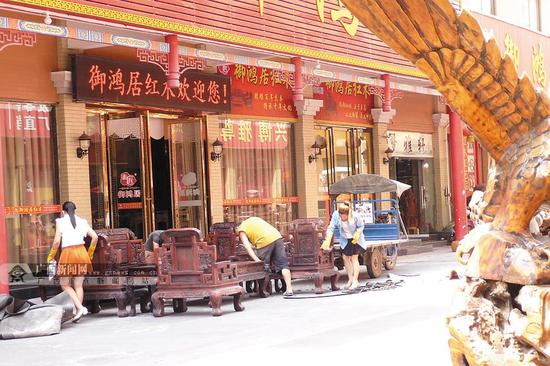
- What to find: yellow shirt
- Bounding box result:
[238,217,282,249]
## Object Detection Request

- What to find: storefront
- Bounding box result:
[73,54,230,238]
[312,81,375,222]
[387,131,436,234]
[217,65,298,233]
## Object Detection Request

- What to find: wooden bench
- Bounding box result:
[209,222,269,298]
[151,228,245,317]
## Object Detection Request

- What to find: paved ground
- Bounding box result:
[1,247,462,366]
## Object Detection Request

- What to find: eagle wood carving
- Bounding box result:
[341,0,550,285]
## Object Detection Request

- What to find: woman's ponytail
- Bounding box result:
[62,201,77,229]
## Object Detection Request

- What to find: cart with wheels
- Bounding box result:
[328,174,410,278]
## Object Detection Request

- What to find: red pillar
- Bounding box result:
[382,74,391,112]
[448,107,469,245]
[292,57,303,102]
[0,133,7,294]
[165,34,180,89]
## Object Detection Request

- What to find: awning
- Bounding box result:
[329,174,411,197]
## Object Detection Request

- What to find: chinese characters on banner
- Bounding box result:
[220,119,290,149]
[313,81,374,124]
[464,136,476,195]
[219,64,297,119]
[0,102,51,138]
[387,132,433,158]
[73,55,230,113]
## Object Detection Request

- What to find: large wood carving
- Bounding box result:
[340,0,550,364]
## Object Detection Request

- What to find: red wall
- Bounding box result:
[390,92,435,134]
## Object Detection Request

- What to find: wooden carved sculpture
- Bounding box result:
[340,0,550,364]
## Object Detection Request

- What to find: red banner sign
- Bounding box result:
[223,196,299,206]
[0,102,52,138]
[219,64,297,119]
[220,119,290,149]
[314,81,374,124]
[5,204,61,215]
[73,55,230,113]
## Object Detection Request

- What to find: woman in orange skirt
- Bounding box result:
[47,201,98,322]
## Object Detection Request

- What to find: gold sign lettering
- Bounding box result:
[532,44,547,88]
[504,34,520,71]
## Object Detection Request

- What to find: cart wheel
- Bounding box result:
[384,245,398,270]
[274,279,286,293]
[366,248,383,278]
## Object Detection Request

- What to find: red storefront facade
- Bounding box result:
[0,0,548,294]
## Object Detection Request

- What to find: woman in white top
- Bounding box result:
[47,201,98,322]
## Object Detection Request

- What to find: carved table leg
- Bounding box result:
[210,292,223,317]
[173,298,188,313]
[258,278,270,298]
[114,293,129,318]
[89,300,101,314]
[330,273,340,291]
[151,292,165,317]
[314,274,324,294]
[127,287,136,317]
[233,291,245,312]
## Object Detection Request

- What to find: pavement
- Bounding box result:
[0,247,462,366]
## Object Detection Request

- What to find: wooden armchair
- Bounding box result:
[209,223,269,297]
[285,218,339,294]
[85,228,150,317]
[152,228,245,317]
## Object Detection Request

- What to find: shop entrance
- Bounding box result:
[87,109,208,238]
[314,126,374,221]
[389,158,436,234]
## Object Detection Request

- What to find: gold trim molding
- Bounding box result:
[9,0,425,78]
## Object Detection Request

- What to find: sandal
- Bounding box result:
[283,290,294,297]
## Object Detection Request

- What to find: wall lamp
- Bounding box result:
[308,141,322,163]
[210,138,223,162]
[76,131,91,159]
[382,147,394,164]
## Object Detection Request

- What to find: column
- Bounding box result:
[51,38,92,222]
[294,99,323,218]
[449,108,468,249]
[432,113,451,231]
[0,124,7,294]
[371,108,396,205]
[205,115,224,224]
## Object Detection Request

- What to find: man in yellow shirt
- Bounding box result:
[236,217,293,296]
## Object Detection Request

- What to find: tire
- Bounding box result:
[245,281,255,293]
[365,247,383,278]
[173,299,185,313]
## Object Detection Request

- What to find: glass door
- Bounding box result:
[106,115,149,239]
[168,119,207,234]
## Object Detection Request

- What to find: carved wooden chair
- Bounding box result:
[209,222,269,297]
[284,218,339,294]
[84,228,150,317]
[152,228,245,317]
[39,228,150,317]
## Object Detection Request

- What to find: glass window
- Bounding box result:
[495,0,538,29]
[1,102,57,273]
[221,119,296,234]
[86,112,108,229]
[462,0,493,14]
